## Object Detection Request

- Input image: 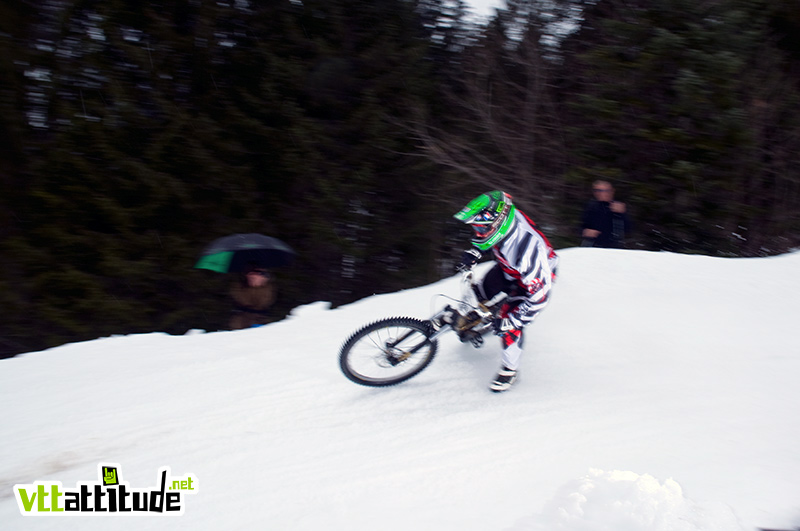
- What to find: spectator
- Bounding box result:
[229,266,276,330]
[580,180,631,248]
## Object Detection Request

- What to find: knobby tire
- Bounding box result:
[339,317,438,387]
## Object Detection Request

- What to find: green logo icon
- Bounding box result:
[14,464,198,515]
[102,467,119,486]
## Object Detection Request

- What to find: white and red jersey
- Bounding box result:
[487,209,558,326]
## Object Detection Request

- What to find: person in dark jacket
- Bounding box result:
[580,180,631,248]
[229,266,276,330]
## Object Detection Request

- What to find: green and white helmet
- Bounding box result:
[453,191,516,251]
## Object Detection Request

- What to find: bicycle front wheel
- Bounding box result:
[339,317,438,387]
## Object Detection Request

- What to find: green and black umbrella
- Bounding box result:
[194,233,295,273]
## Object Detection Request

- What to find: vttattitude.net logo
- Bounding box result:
[14,464,198,516]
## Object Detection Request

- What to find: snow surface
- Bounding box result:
[2,248,799,531]
[466,0,503,18]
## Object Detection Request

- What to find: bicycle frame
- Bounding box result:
[339,267,508,387]
[428,268,505,345]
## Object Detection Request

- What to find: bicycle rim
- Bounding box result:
[339,317,438,387]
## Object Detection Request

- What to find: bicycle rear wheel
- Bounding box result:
[339,317,438,387]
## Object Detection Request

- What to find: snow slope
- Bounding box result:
[466,0,503,18]
[1,248,799,531]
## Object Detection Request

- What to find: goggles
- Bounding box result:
[470,209,500,235]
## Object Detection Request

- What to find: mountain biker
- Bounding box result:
[452,191,558,392]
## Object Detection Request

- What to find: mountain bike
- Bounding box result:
[338,268,506,387]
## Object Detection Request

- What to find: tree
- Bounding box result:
[559,0,800,254]
[0,0,447,355]
[412,0,574,240]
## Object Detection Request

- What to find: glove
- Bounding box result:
[456,248,482,272]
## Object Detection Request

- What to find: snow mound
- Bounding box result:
[515,469,744,531]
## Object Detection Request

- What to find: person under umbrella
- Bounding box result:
[229,264,276,330]
[194,234,295,330]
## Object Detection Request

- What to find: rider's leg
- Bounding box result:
[499,328,524,370]
[473,263,515,303]
[492,305,542,391]
[490,329,523,392]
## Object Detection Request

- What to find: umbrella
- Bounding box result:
[194,233,295,273]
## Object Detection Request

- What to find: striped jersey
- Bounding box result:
[485,210,558,325]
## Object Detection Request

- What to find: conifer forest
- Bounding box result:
[2,0,800,356]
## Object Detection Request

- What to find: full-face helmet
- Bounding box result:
[453,191,516,251]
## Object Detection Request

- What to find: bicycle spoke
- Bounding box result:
[339,318,438,387]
